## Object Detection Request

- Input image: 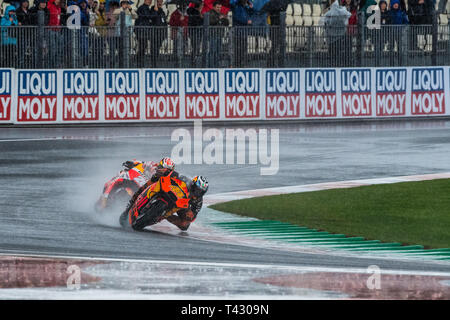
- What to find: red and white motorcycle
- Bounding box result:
[94,160,157,213]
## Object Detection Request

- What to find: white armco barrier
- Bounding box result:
[0,67,449,124]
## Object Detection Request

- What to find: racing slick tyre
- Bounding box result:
[119,210,129,228]
[108,183,138,209]
[96,182,138,214]
[131,200,167,231]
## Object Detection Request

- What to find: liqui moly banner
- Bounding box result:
[63,70,99,121]
[104,70,140,121]
[4,67,450,125]
[145,70,180,120]
[305,69,337,117]
[17,70,58,122]
[411,68,445,115]
[225,70,260,119]
[0,69,12,122]
[341,69,372,117]
[265,70,300,119]
[185,70,220,119]
[376,69,407,116]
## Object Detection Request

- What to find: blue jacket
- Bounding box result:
[78,0,90,26]
[1,5,19,45]
[250,0,269,27]
[230,0,254,26]
[389,0,409,25]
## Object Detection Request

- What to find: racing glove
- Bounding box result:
[190,197,203,216]
[122,161,135,170]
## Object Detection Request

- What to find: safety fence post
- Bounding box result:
[431,11,438,66]
[37,10,45,68]
[229,27,235,67]
[279,11,286,68]
[176,27,183,68]
[119,11,126,68]
[202,12,210,68]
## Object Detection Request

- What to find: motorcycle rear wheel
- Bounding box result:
[119,210,129,228]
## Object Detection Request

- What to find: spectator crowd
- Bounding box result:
[0,0,446,68]
[329,0,438,27]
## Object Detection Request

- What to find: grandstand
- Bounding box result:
[0,0,449,68]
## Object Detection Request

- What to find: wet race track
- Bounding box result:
[1,120,450,299]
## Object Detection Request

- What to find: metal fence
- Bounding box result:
[1,18,449,69]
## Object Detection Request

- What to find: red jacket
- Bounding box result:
[201,0,230,15]
[169,9,188,38]
[47,0,61,27]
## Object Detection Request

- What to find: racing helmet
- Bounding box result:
[191,176,209,197]
[156,157,175,175]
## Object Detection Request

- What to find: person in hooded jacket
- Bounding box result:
[60,0,69,25]
[16,0,32,25]
[28,0,50,67]
[169,2,188,66]
[389,0,409,25]
[378,0,391,25]
[148,0,168,67]
[47,0,61,27]
[407,0,432,52]
[16,0,32,67]
[76,0,90,65]
[230,0,253,67]
[135,0,152,67]
[187,0,204,66]
[321,0,351,66]
[249,0,268,52]
[358,0,377,25]
[374,0,392,65]
[260,0,287,67]
[29,0,50,25]
[408,0,433,25]
[1,5,19,67]
[389,0,409,63]
[342,0,357,35]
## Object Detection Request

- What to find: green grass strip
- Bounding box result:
[210,179,450,249]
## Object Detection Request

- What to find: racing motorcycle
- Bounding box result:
[94,161,156,213]
[119,172,190,231]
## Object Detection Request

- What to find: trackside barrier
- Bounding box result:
[0,67,449,124]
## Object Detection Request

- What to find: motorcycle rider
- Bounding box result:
[121,159,157,180]
[95,158,157,212]
[120,158,209,231]
[123,157,177,214]
[166,175,209,231]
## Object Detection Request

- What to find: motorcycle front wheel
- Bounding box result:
[131,199,167,231]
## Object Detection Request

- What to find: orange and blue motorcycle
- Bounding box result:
[120,172,190,231]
